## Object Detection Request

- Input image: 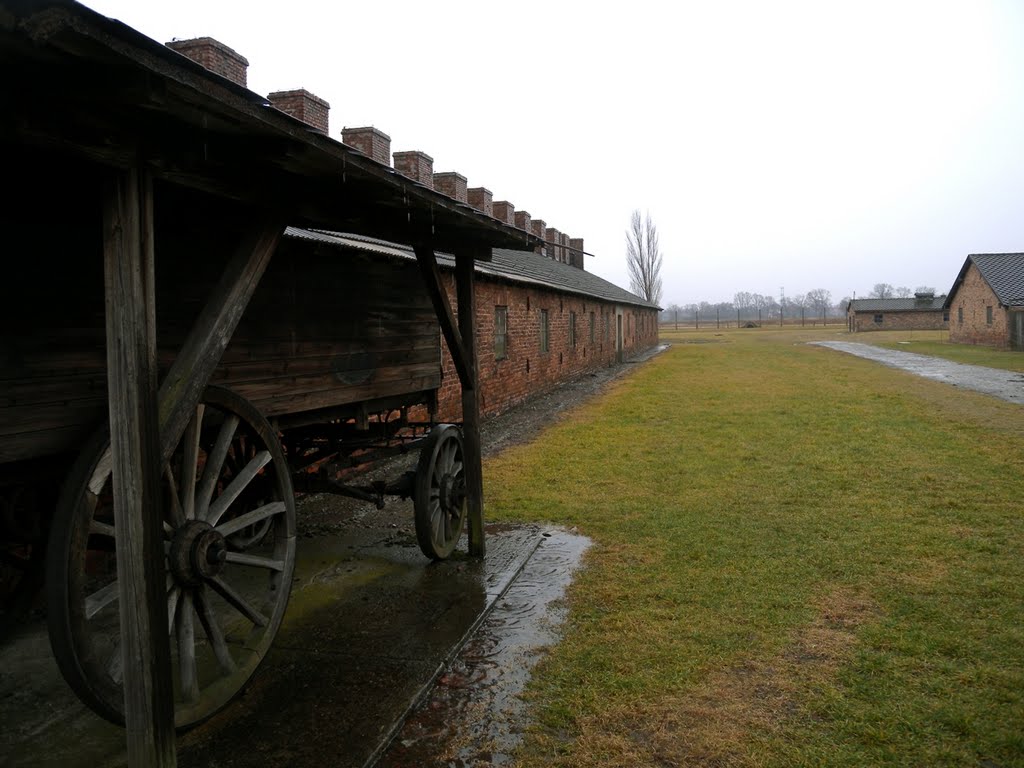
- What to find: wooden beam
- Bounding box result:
[455,247,486,557]
[413,245,472,387]
[157,219,284,465]
[102,166,176,765]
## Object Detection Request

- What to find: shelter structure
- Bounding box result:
[1,0,540,763]
[285,231,661,420]
[944,253,1024,350]
[845,294,948,333]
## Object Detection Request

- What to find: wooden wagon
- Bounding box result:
[0,2,539,761]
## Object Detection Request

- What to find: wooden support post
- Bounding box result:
[157,219,284,464]
[413,245,472,386]
[455,247,485,557]
[103,167,176,766]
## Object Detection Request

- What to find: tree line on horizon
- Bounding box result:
[619,213,940,325]
[658,283,940,326]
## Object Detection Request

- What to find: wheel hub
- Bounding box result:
[169,520,227,587]
[438,473,465,513]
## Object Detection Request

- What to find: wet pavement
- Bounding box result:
[380,528,590,767]
[0,509,590,768]
[813,341,1024,405]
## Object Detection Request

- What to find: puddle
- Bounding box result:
[377,527,591,767]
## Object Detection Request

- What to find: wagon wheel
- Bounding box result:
[413,425,467,561]
[220,434,275,551]
[46,385,295,729]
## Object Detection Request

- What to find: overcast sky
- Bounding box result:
[83,0,1023,308]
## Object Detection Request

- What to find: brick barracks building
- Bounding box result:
[168,37,661,423]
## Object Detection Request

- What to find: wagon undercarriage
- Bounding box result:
[44,385,468,729]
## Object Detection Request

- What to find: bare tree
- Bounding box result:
[870,283,895,299]
[626,210,663,306]
[895,286,913,298]
[806,288,832,321]
[915,285,937,295]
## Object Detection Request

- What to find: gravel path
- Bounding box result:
[812,341,1024,406]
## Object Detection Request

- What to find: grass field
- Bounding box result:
[486,326,1024,767]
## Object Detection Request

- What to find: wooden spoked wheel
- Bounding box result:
[413,425,467,561]
[46,386,295,728]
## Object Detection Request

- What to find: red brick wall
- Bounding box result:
[434,274,660,421]
[848,308,947,332]
[393,151,434,187]
[949,263,1010,347]
[545,227,561,262]
[342,127,391,166]
[267,89,330,134]
[514,210,532,233]
[467,188,493,216]
[433,172,468,203]
[492,201,515,225]
[166,37,249,87]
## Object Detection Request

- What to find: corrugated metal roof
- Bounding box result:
[969,253,1024,306]
[285,228,660,310]
[848,296,946,312]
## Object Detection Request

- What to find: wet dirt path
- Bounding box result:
[813,341,1024,405]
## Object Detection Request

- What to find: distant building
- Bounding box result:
[944,253,1024,350]
[846,293,948,333]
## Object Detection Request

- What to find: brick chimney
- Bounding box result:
[569,237,585,269]
[467,187,493,216]
[433,172,468,203]
[560,233,571,264]
[514,210,532,233]
[545,227,561,262]
[393,151,434,188]
[492,201,515,225]
[166,37,249,88]
[530,220,546,255]
[267,89,330,134]
[342,127,391,166]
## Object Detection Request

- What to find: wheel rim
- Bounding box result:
[47,386,295,728]
[413,425,466,560]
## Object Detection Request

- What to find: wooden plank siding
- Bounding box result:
[1,169,441,467]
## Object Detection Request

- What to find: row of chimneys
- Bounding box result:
[165,36,585,269]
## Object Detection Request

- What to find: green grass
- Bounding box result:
[485,328,1024,767]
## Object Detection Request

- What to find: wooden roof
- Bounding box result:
[0,0,542,255]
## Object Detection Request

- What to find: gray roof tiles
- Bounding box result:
[848,296,947,312]
[969,253,1024,306]
[285,227,660,310]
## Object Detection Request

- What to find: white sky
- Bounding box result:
[82,0,1024,307]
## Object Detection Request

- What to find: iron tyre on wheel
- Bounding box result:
[413,424,467,561]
